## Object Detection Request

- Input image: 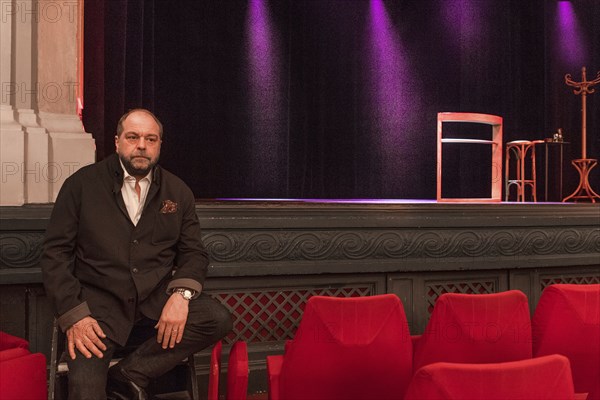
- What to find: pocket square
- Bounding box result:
[160,200,178,214]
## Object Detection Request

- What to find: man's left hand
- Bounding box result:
[155,293,189,349]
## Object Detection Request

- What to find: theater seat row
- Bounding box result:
[266,284,600,400]
[0,332,249,400]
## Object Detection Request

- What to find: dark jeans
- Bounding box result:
[67,293,233,400]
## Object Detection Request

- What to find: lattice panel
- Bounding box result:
[209,286,373,344]
[425,280,496,315]
[541,275,600,289]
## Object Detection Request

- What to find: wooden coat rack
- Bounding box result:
[562,67,600,203]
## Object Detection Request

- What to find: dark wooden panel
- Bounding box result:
[28,286,55,355]
[0,285,27,338]
[510,265,600,312]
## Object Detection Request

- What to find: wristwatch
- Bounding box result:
[173,288,195,300]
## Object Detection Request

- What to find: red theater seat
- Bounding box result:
[533,284,600,400]
[208,341,223,400]
[267,294,412,400]
[405,354,577,400]
[413,290,532,372]
[0,331,47,400]
[226,341,249,400]
[208,340,249,400]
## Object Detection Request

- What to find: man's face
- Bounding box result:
[115,111,162,179]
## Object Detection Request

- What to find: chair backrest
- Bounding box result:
[208,341,222,400]
[437,112,503,202]
[0,352,47,400]
[413,290,532,372]
[0,331,30,351]
[533,284,600,400]
[405,354,575,400]
[279,294,412,400]
[226,341,249,400]
[0,331,46,400]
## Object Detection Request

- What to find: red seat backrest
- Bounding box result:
[0,332,46,400]
[413,290,532,372]
[279,294,412,400]
[533,284,600,400]
[405,354,575,400]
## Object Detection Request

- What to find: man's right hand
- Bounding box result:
[66,316,107,360]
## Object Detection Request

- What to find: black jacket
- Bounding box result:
[41,154,208,345]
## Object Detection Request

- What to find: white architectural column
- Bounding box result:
[0,0,25,205]
[0,0,94,205]
[13,0,48,203]
[37,0,94,201]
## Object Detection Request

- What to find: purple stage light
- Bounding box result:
[365,0,420,190]
[368,0,410,129]
[556,1,586,67]
[441,0,483,49]
[247,0,279,88]
[245,0,284,191]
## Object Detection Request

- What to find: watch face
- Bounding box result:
[183,289,193,300]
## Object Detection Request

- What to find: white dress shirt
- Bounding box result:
[119,160,152,226]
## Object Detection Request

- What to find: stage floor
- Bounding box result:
[215,197,571,204]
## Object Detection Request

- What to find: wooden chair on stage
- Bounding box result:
[437,112,503,202]
[505,139,544,202]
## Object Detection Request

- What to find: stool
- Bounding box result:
[505,140,543,202]
[48,319,200,400]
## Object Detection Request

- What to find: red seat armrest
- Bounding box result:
[266,355,284,400]
[0,347,31,362]
[0,331,29,351]
[226,341,249,400]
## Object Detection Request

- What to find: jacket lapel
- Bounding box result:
[108,154,131,223]
[108,153,162,224]
[142,166,161,213]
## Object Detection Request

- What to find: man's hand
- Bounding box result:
[66,316,107,360]
[155,293,189,349]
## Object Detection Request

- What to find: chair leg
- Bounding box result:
[187,354,200,400]
[531,145,537,202]
[505,148,510,201]
[48,319,62,400]
[519,145,526,201]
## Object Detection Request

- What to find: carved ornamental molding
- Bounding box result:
[0,232,45,268]
[2,227,599,269]
[204,227,600,263]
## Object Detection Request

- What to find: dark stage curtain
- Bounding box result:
[83,0,156,159]
[83,0,600,200]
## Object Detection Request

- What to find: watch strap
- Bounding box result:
[173,287,195,300]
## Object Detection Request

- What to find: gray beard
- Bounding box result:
[119,154,157,177]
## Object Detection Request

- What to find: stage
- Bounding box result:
[1,200,599,393]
